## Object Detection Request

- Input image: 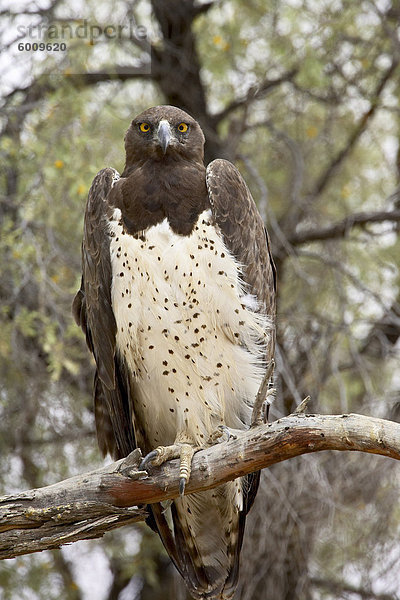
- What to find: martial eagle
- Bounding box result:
[73,105,276,600]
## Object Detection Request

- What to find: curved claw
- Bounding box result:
[139,449,159,472]
[219,425,233,442]
[179,477,186,497]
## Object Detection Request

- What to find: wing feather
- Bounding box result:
[206,158,276,328]
[73,168,136,459]
[204,158,277,594]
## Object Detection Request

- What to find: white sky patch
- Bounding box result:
[62,530,142,600]
[62,542,113,600]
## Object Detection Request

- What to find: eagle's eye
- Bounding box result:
[139,122,151,133]
[177,123,189,133]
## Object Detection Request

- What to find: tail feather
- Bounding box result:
[149,470,260,599]
[150,480,247,599]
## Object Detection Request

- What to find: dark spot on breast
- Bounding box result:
[169,408,174,413]
[163,360,168,366]
[128,303,132,308]
[120,272,124,277]
[169,349,174,354]
[162,370,169,376]
[216,362,222,368]
[148,345,154,349]
[185,354,190,359]
[174,335,179,341]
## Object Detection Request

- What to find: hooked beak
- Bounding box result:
[157,120,172,154]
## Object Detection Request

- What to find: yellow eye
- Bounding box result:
[177,122,188,133]
[139,122,150,133]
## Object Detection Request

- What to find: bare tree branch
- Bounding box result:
[310,58,399,200]
[211,68,299,125]
[311,576,398,600]
[2,412,400,560]
[288,208,400,246]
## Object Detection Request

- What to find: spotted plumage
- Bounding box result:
[73,105,276,600]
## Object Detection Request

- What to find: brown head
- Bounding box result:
[124,105,205,168]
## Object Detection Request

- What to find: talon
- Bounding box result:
[219,425,231,442]
[139,442,196,493]
[139,449,159,471]
[208,425,236,446]
[179,477,186,496]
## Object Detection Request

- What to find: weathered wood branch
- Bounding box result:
[289,208,400,246]
[2,412,400,560]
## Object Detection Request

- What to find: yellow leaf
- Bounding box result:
[77,184,86,195]
[306,126,318,139]
[54,160,64,169]
[341,185,351,199]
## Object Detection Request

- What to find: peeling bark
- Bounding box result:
[1,413,400,560]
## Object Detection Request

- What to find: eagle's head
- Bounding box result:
[124,105,205,165]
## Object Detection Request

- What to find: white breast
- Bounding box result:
[109,209,271,450]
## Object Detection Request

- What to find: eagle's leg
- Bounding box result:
[250,359,276,427]
[139,437,198,496]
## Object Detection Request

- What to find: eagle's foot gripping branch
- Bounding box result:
[208,425,237,445]
[139,442,197,497]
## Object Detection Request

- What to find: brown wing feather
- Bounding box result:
[205,158,277,593]
[72,168,135,459]
[206,158,276,328]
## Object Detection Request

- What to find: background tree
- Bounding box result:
[1,1,399,599]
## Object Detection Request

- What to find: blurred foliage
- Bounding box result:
[1,0,400,599]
